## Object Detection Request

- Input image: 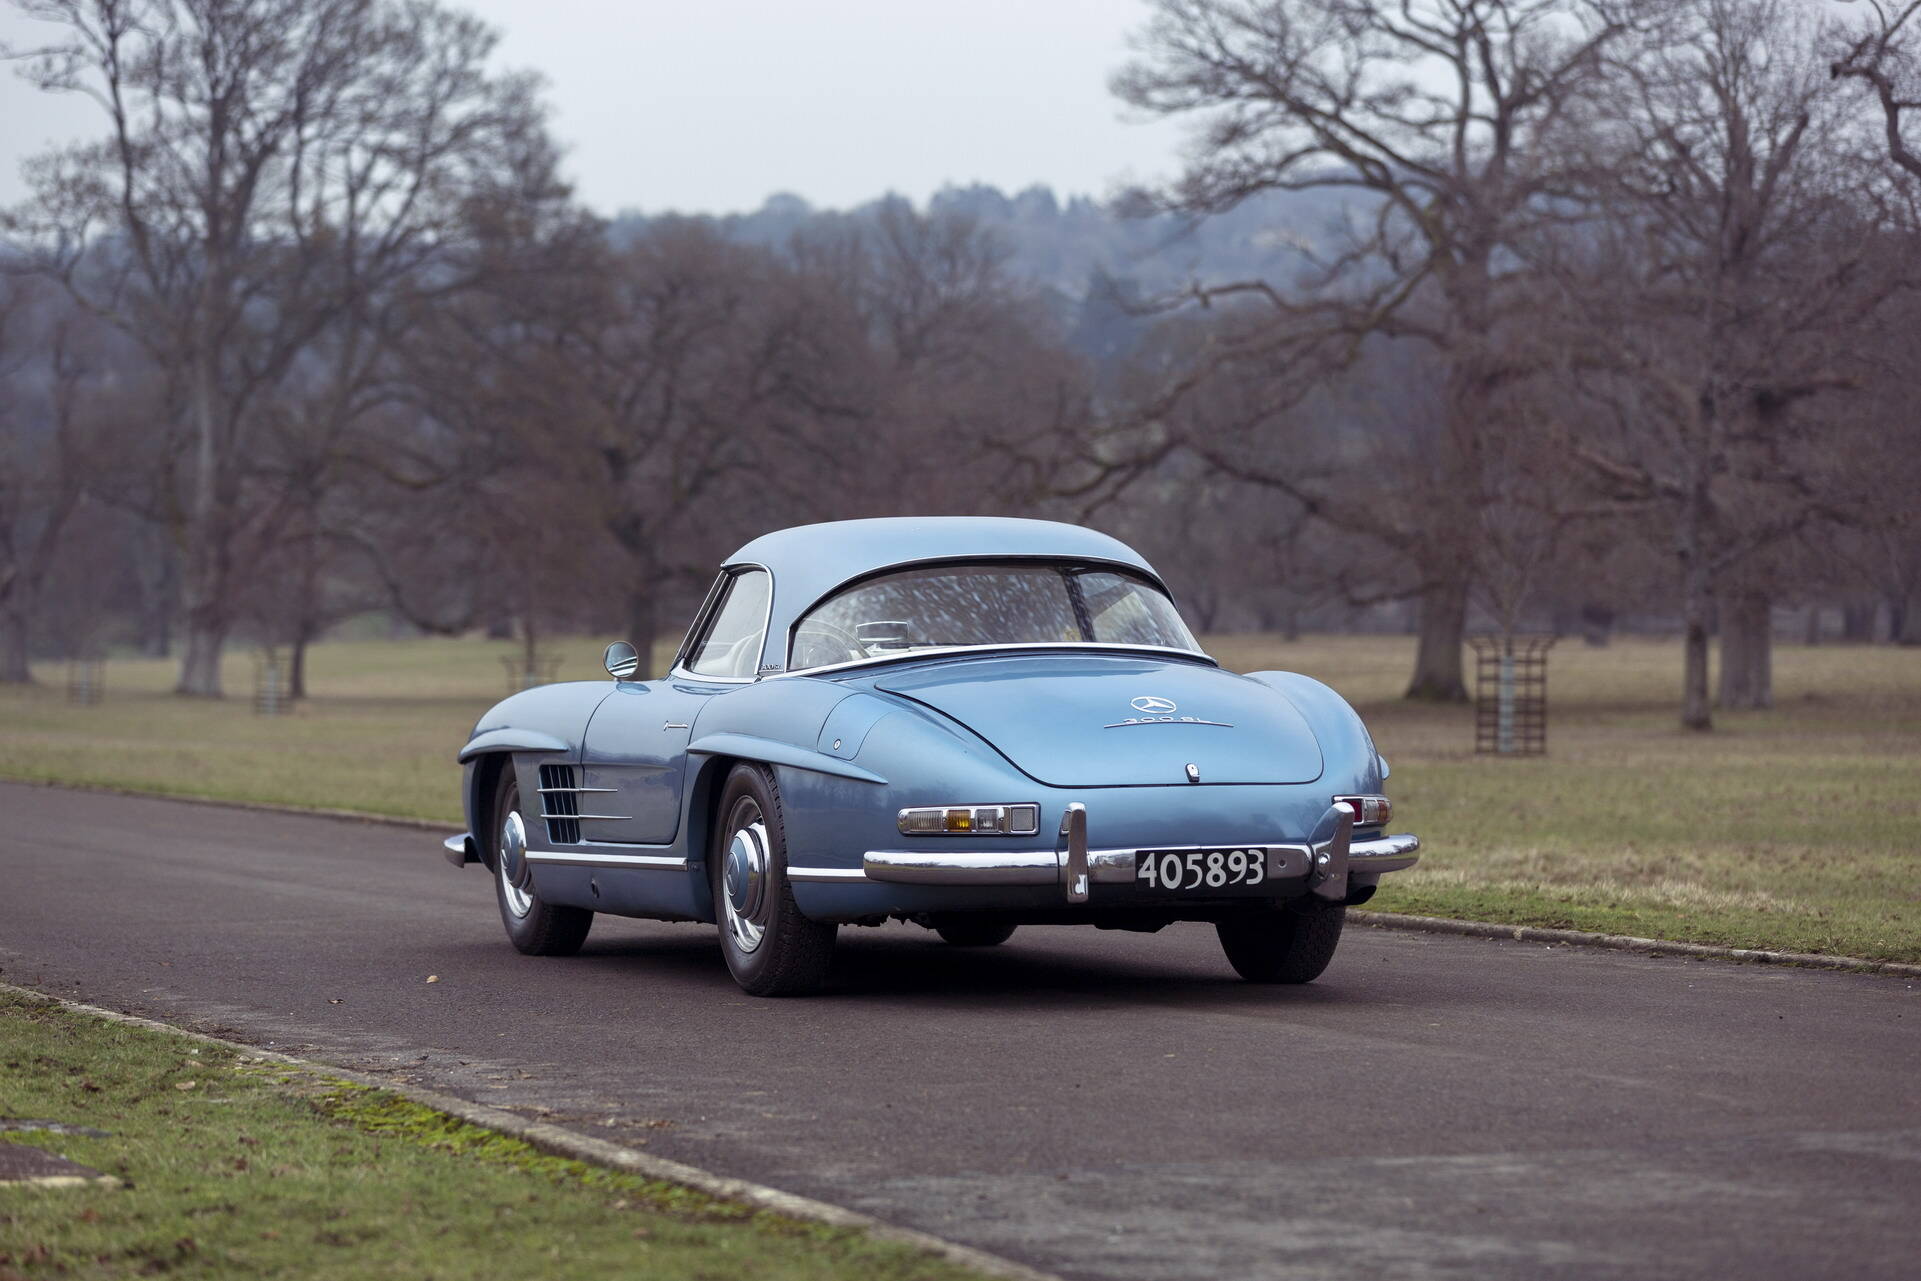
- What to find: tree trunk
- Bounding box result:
[1682,613,1713,731]
[176,622,227,697]
[176,269,231,698]
[1716,590,1773,710]
[289,629,311,701]
[0,608,32,684]
[1840,601,1875,643]
[1897,593,1921,645]
[1404,575,1470,702]
[135,529,177,658]
[1802,605,1820,646]
[1679,533,1713,730]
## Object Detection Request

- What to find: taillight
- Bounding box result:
[1334,795,1391,827]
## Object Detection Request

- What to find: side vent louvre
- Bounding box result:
[538,763,581,845]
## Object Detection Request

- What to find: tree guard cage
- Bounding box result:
[66,659,104,706]
[254,654,290,716]
[1469,635,1555,755]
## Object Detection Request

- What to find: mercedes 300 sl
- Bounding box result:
[443,517,1420,995]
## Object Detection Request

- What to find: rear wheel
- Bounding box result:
[1216,905,1345,983]
[491,768,593,956]
[933,918,1018,947]
[712,764,836,996]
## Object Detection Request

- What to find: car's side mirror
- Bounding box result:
[603,641,640,681]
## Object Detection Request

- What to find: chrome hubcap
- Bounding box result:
[498,809,533,919]
[722,807,770,954]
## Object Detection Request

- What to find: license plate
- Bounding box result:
[1134,848,1271,894]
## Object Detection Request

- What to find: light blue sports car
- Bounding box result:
[444,517,1419,995]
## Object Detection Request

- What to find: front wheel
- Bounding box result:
[712,764,836,996]
[491,769,593,956]
[1216,905,1345,983]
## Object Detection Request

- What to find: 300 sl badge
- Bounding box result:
[1104,694,1235,729]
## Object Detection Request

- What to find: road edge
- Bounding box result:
[0,775,453,830]
[11,778,1918,979]
[1350,910,1921,979]
[0,981,1065,1281]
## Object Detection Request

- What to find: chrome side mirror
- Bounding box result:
[603,641,640,681]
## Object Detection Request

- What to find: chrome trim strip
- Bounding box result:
[566,814,636,822]
[770,641,1218,681]
[865,850,1062,885]
[524,850,687,869]
[538,785,618,794]
[786,866,870,883]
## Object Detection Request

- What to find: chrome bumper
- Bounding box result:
[443,833,476,867]
[856,808,1419,903]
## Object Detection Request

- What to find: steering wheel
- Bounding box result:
[792,621,864,668]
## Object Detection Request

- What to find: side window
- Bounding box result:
[686,570,772,678]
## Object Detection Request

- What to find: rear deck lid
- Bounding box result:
[874,652,1324,787]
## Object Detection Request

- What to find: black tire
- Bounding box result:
[711,764,837,996]
[1216,905,1345,983]
[933,918,1018,947]
[490,767,593,957]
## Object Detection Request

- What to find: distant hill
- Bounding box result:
[607,183,1358,367]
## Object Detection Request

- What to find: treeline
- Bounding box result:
[1,0,1918,730]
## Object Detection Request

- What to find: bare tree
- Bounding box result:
[3,0,555,694]
[1831,0,1921,176]
[1543,0,1906,727]
[0,279,115,680]
[1113,0,1654,699]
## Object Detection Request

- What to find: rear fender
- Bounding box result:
[1244,670,1383,795]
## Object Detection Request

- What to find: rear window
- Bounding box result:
[789,563,1196,670]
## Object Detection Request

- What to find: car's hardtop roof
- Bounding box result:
[720,517,1170,675]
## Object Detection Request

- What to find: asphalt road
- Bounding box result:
[2,781,1917,1280]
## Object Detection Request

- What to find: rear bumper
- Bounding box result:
[791,800,1419,907]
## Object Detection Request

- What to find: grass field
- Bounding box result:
[0,988,985,1280]
[2,632,1918,961]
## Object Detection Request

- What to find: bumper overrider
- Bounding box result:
[824,802,1420,905]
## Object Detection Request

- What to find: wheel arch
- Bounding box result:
[464,752,515,869]
[682,751,750,923]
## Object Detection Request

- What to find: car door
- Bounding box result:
[577,676,717,845]
[577,569,772,846]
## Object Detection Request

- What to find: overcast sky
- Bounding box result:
[0,0,1189,216]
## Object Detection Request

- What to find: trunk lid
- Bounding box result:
[873,652,1324,787]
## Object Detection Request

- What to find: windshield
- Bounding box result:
[789,562,1198,670]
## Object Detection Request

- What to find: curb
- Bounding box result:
[0,982,1063,1281]
[1350,910,1921,979]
